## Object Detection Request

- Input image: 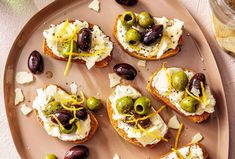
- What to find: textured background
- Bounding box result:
[0,0,234,158]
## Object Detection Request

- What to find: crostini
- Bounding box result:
[147,66,216,123]
[159,143,208,159]
[107,85,168,147]
[32,85,98,143]
[43,19,113,72]
[113,11,184,60]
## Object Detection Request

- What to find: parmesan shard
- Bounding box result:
[88,0,100,12]
[191,133,203,143]
[70,82,78,95]
[20,104,32,116]
[137,60,146,67]
[113,153,120,159]
[15,88,24,105]
[168,115,181,129]
[16,72,34,84]
[108,73,121,88]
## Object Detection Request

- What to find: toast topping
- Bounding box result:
[152,67,216,116]
[33,85,91,141]
[116,12,183,58]
[43,20,113,70]
[109,85,168,146]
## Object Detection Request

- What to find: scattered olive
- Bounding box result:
[60,124,77,134]
[189,73,206,97]
[120,11,136,27]
[61,41,78,57]
[116,96,133,114]
[171,71,188,91]
[115,0,138,6]
[77,28,92,52]
[76,108,88,120]
[44,153,57,159]
[86,97,102,111]
[64,145,89,159]
[134,97,151,115]
[28,50,44,74]
[113,63,137,80]
[141,25,163,46]
[125,28,141,45]
[180,96,199,113]
[137,12,154,28]
[51,110,72,127]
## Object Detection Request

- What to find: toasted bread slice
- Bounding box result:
[43,20,112,68]
[147,69,211,123]
[33,85,98,143]
[158,143,208,159]
[113,15,183,60]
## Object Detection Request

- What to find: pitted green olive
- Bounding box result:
[60,124,77,134]
[61,41,78,57]
[134,96,151,115]
[171,71,188,91]
[125,29,141,45]
[180,96,199,113]
[137,12,154,28]
[116,96,133,114]
[86,97,102,111]
[44,154,57,159]
[120,11,136,27]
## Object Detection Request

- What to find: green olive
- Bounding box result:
[61,41,78,57]
[134,96,151,115]
[60,124,76,134]
[180,96,199,113]
[43,101,61,116]
[44,154,57,159]
[125,29,141,45]
[116,96,133,114]
[171,71,188,91]
[120,11,136,27]
[137,12,154,28]
[86,97,102,111]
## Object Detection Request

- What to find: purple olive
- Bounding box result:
[115,0,138,6]
[77,28,92,52]
[141,25,163,46]
[51,110,72,127]
[189,73,206,97]
[76,108,88,121]
[113,63,137,80]
[125,112,151,129]
[28,50,44,74]
[64,145,89,159]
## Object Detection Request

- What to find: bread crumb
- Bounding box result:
[88,0,100,12]
[113,153,120,159]
[168,115,180,129]
[191,133,203,143]
[15,88,24,105]
[108,73,121,88]
[137,60,146,67]
[20,104,32,116]
[70,82,78,95]
[16,72,33,84]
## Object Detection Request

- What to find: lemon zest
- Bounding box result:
[172,148,184,159]
[50,114,66,131]
[175,123,184,149]
[185,88,202,103]
[56,19,70,38]
[75,121,81,133]
[64,39,74,76]
[200,82,207,105]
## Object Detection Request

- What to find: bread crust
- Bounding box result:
[33,85,99,143]
[43,21,112,67]
[157,143,208,159]
[147,69,210,123]
[113,15,183,60]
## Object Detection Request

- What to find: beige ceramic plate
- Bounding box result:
[4,0,229,158]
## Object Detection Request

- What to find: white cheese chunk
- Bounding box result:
[16,72,33,84]
[191,133,203,143]
[15,88,24,105]
[137,60,146,67]
[168,115,181,129]
[113,153,120,159]
[20,104,32,116]
[88,0,100,12]
[108,73,121,88]
[70,82,78,95]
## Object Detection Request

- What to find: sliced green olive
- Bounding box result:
[86,97,102,111]
[60,124,76,134]
[125,29,141,45]
[180,96,199,113]
[44,154,57,159]
[120,11,136,27]
[116,96,133,114]
[137,12,154,28]
[43,101,62,116]
[134,96,151,115]
[60,41,78,57]
[171,71,188,91]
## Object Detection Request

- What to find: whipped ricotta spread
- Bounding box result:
[160,144,204,159]
[33,85,91,141]
[152,67,216,116]
[116,16,184,58]
[109,85,168,147]
[43,20,113,69]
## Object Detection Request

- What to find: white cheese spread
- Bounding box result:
[152,67,216,116]
[32,85,91,141]
[43,20,113,69]
[116,16,184,58]
[109,85,168,147]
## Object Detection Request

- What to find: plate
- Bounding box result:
[3,0,229,158]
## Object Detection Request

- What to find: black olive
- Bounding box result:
[125,112,151,129]
[138,118,151,129]
[77,28,92,52]
[76,108,88,121]
[28,50,44,74]
[189,73,206,97]
[113,63,137,80]
[141,25,163,46]
[51,110,72,127]
[64,145,89,159]
[115,0,138,6]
